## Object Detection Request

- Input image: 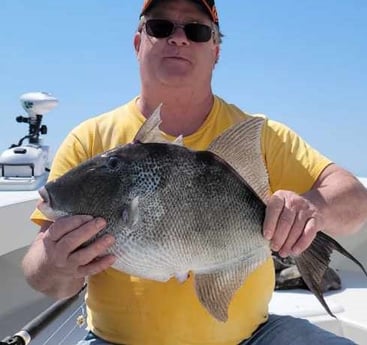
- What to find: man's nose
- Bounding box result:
[167,27,190,46]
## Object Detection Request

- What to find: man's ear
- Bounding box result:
[134,32,141,55]
[214,45,220,64]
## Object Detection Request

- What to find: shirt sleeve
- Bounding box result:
[261,119,332,194]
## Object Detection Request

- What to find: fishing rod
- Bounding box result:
[0,285,86,345]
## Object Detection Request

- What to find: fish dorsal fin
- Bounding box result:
[134,104,184,146]
[194,245,269,322]
[208,116,270,203]
[134,103,164,143]
[173,134,184,146]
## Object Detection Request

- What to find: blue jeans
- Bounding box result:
[76,314,356,345]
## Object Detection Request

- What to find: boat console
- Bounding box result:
[0,92,58,191]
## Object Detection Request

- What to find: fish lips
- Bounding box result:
[37,186,68,221]
[38,186,50,205]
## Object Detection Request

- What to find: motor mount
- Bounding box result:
[0,92,58,191]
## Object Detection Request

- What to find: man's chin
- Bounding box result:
[160,74,193,88]
[160,65,193,81]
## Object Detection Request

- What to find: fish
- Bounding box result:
[37,105,367,322]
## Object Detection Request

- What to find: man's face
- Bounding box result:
[134,0,220,88]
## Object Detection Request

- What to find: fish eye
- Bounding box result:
[107,156,121,170]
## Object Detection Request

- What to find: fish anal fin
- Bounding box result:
[194,249,269,322]
[194,269,243,322]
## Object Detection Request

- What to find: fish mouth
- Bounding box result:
[37,186,67,221]
[38,186,50,205]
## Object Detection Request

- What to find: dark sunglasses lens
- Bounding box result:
[145,20,212,43]
[185,23,212,42]
[146,19,174,38]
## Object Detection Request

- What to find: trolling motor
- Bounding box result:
[0,92,58,191]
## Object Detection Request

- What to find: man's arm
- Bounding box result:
[263,163,367,258]
[22,216,116,299]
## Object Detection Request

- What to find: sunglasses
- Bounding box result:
[144,19,213,43]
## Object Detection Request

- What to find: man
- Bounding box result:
[22,0,367,344]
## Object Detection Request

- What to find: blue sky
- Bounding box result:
[1,1,366,176]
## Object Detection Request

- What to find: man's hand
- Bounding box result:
[23,215,116,299]
[263,190,323,258]
[43,215,116,278]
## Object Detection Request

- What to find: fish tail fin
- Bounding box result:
[294,231,367,318]
[321,232,367,276]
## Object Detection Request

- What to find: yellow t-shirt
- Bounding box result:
[31,96,331,345]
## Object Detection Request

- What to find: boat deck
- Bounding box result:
[270,269,367,344]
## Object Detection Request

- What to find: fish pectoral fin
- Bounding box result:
[295,231,367,318]
[194,262,253,322]
[121,196,140,227]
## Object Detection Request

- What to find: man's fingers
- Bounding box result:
[69,234,115,266]
[48,217,108,266]
[291,217,318,255]
[271,206,297,252]
[263,195,285,240]
[277,211,308,257]
[47,215,94,242]
[56,218,107,254]
[77,254,117,278]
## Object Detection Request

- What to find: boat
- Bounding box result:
[0,94,366,344]
[0,92,87,345]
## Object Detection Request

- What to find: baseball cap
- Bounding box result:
[140,0,219,25]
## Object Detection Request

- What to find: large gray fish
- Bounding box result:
[37,106,367,322]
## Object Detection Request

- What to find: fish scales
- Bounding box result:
[108,143,269,281]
